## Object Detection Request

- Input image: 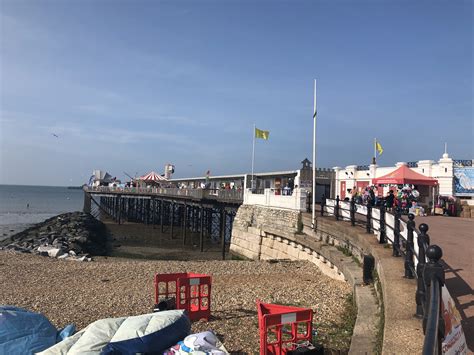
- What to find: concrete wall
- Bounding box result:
[230,205,345,281]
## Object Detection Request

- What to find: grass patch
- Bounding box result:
[336,244,352,257]
[314,293,357,352]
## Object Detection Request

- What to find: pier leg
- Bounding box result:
[160,200,164,233]
[221,208,226,260]
[170,202,174,239]
[200,206,204,252]
[183,203,187,246]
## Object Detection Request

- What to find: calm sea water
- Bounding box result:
[0,185,84,239]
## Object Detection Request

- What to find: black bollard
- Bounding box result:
[366,205,372,234]
[363,254,375,284]
[415,223,430,318]
[350,197,356,226]
[379,205,386,244]
[393,209,401,257]
[404,214,415,278]
[320,195,326,217]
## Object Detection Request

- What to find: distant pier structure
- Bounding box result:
[83,159,334,258]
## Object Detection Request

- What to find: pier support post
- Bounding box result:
[183,203,187,246]
[170,202,175,239]
[221,208,226,260]
[200,206,204,252]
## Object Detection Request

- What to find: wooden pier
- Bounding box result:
[83,186,241,259]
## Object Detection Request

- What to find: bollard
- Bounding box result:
[335,196,340,221]
[404,214,415,278]
[415,223,430,318]
[422,245,445,336]
[366,205,372,234]
[379,205,386,244]
[350,197,356,226]
[363,254,375,284]
[320,195,326,217]
[393,209,401,257]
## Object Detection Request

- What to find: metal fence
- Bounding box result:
[321,196,445,355]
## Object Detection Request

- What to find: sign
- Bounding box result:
[454,167,474,197]
[441,286,467,354]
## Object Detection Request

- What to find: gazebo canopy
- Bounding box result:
[372,165,438,186]
[139,171,167,182]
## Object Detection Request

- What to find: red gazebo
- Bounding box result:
[372,165,438,186]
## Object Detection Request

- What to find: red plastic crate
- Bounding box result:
[257,301,313,355]
[154,273,211,321]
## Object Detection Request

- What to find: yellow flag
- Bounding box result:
[376,141,384,155]
[255,127,269,140]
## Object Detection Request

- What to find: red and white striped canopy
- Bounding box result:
[139,171,167,182]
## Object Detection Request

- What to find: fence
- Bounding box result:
[84,186,243,202]
[321,196,446,355]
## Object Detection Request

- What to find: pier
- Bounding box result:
[83,186,241,259]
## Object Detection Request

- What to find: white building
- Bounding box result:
[333,152,473,205]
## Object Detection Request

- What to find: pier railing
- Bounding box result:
[84,186,243,203]
[320,196,451,355]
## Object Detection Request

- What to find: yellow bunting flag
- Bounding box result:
[376,141,384,156]
[255,127,269,140]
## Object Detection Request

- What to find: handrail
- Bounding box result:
[84,186,244,202]
[319,196,446,353]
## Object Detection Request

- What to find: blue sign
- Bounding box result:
[454,167,474,196]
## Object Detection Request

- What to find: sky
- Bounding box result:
[0,0,472,186]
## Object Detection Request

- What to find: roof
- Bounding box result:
[372,165,438,186]
[139,171,167,182]
[169,170,299,182]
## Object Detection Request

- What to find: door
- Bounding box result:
[356,181,370,193]
[340,181,346,199]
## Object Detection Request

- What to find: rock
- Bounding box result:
[48,248,65,258]
[57,254,69,259]
[69,250,77,256]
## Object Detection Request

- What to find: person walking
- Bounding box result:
[385,190,395,211]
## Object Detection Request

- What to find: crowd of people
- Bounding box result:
[346,185,425,215]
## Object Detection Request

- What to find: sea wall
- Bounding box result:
[230,205,345,281]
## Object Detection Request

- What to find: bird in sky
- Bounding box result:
[52,133,59,138]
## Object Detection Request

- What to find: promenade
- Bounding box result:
[416,215,474,351]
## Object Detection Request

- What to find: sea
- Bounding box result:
[0,185,84,241]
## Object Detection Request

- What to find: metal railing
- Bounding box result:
[84,186,243,202]
[320,196,445,355]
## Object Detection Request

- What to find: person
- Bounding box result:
[409,201,425,216]
[385,190,395,211]
[368,187,376,206]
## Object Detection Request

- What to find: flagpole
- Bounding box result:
[312,79,317,230]
[372,138,376,164]
[251,123,256,190]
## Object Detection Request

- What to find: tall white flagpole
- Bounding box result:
[251,123,256,190]
[312,79,317,229]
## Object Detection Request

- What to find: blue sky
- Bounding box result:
[1,0,472,186]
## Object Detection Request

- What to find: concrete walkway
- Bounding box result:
[416,215,474,352]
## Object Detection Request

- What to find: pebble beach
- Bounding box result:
[0,252,352,353]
